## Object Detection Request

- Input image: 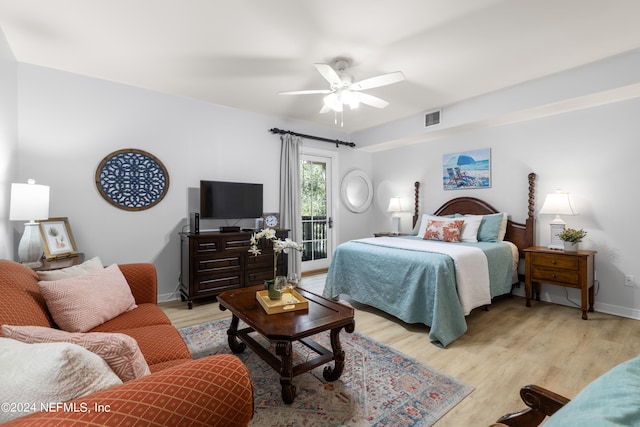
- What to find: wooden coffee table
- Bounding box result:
[217,285,355,404]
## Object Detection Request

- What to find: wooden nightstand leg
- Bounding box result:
[588,285,595,313]
[581,284,590,320]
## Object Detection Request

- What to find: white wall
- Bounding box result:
[334,146,374,243]
[0,28,18,259]
[14,64,357,300]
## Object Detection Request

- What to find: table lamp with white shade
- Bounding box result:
[387,196,408,235]
[9,179,50,267]
[538,190,576,250]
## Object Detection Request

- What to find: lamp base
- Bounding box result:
[18,222,43,267]
[391,217,400,236]
[547,219,566,250]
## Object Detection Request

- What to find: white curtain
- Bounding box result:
[279,134,302,276]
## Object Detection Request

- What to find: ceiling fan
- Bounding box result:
[279,58,405,114]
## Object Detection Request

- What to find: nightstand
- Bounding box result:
[33,253,85,271]
[524,246,597,319]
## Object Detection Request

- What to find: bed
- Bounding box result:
[323,173,537,347]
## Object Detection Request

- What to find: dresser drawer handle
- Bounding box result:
[551,273,557,279]
[551,260,556,265]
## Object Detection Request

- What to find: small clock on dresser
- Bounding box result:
[263,212,280,230]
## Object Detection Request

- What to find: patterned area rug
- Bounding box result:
[179,319,473,426]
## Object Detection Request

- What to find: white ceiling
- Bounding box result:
[1,0,640,133]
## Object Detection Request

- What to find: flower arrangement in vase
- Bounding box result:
[557,228,587,252]
[249,228,303,284]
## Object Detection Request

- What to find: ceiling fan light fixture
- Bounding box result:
[341,90,360,109]
[323,93,343,112]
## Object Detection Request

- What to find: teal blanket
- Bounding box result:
[322,237,514,347]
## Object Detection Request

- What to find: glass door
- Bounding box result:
[300,152,334,272]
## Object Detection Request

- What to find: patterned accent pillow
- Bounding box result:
[1,325,150,382]
[36,256,104,281]
[0,337,122,423]
[415,213,456,237]
[423,219,465,242]
[38,264,137,333]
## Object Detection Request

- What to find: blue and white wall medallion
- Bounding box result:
[96,149,170,211]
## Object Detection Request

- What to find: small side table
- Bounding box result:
[524,247,597,319]
[33,253,85,271]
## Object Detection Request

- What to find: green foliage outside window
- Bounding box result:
[301,160,327,217]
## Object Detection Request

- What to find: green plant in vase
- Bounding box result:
[249,228,303,284]
[557,227,587,252]
[557,228,587,243]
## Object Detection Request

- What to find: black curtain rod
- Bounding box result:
[269,128,355,148]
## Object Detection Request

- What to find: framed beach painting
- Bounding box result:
[442,148,491,190]
[38,217,79,259]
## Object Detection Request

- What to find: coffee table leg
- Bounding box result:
[226,314,246,354]
[276,341,296,404]
[323,321,355,381]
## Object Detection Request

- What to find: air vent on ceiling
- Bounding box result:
[424,110,441,127]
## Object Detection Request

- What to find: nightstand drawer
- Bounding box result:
[530,253,579,270]
[531,266,580,286]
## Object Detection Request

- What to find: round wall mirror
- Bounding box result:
[341,169,373,213]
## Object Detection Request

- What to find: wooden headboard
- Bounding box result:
[414,173,537,258]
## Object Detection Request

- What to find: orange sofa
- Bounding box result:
[0,260,254,426]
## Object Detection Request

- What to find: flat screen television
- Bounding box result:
[200,180,263,219]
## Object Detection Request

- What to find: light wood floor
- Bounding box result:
[161,274,640,426]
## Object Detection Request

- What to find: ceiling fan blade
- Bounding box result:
[351,92,390,109]
[350,71,405,91]
[314,63,342,85]
[278,89,333,95]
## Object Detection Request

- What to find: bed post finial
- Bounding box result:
[413,182,420,228]
[527,173,536,220]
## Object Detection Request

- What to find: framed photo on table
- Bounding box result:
[38,217,78,259]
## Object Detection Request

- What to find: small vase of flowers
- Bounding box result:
[249,228,303,285]
[557,228,587,252]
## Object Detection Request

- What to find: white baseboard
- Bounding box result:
[593,302,640,320]
[510,285,640,320]
[158,291,181,303]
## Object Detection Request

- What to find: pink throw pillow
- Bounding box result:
[38,264,137,333]
[1,325,150,382]
[423,219,465,242]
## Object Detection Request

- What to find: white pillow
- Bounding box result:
[0,338,122,422]
[36,256,103,281]
[460,215,483,242]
